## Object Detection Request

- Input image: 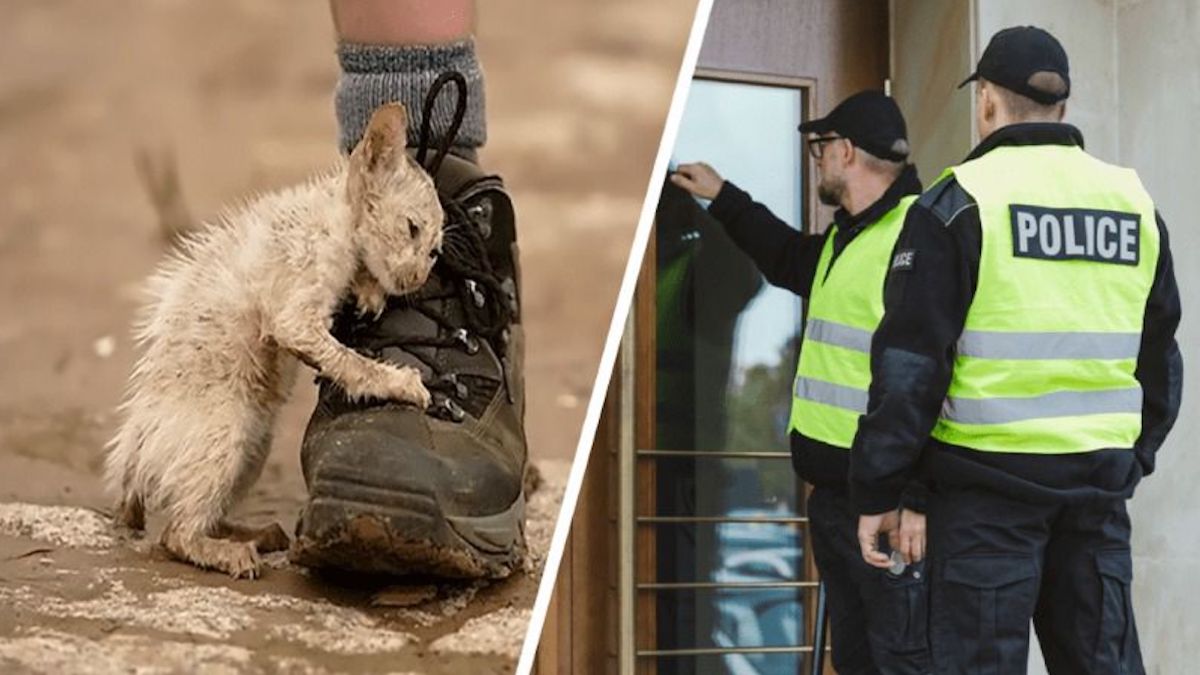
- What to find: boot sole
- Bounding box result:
[289,475,526,579]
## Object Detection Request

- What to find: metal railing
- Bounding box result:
[628,446,830,673]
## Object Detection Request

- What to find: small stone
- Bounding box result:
[93,336,116,358]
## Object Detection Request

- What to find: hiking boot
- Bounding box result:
[291,80,527,578]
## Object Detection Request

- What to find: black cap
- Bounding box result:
[798,90,909,162]
[959,26,1070,104]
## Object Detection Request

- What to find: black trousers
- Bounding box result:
[808,487,932,675]
[928,486,1143,674]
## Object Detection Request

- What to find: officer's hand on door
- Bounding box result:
[670,162,724,200]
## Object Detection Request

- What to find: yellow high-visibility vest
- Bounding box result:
[789,196,917,448]
[931,144,1159,454]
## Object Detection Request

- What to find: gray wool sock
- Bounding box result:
[335,39,486,156]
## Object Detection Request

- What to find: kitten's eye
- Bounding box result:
[408,218,420,238]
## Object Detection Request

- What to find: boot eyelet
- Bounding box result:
[452,328,481,355]
[465,280,486,308]
[500,277,519,315]
[467,197,493,238]
[443,398,466,422]
[440,373,469,399]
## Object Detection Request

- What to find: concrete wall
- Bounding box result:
[893,0,1121,178]
[898,2,1198,671]
[891,0,974,183]
[1115,3,1200,672]
[977,0,1120,160]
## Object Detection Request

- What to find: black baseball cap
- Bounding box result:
[798,90,910,162]
[959,26,1070,104]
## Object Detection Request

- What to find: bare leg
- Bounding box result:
[330,0,474,44]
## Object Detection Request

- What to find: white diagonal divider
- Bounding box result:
[514,1,717,672]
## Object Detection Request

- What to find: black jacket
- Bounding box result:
[707,165,925,504]
[849,123,1184,514]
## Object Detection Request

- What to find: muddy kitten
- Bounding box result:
[104,103,443,578]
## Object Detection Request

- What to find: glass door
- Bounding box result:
[633,72,822,675]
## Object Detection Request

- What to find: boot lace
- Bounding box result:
[336,72,515,422]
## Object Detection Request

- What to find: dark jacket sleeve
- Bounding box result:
[849,183,980,514]
[707,181,826,298]
[1133,213,1184,476]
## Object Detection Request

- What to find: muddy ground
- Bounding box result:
[0,1,694,672]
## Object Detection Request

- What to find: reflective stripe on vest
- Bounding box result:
[794,375,870,414]
[930,145,1158,454]
[789,195,917,449]
[806,318,873,353]
[957,329,1141,361]
[942,386,1142,425]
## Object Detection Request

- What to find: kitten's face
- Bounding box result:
[348,103,443,296]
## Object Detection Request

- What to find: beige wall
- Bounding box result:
[890,0,973,183]
[894,0,1121,174]
[977,0,1120,161]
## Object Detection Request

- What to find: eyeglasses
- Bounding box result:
[807,136,845,159]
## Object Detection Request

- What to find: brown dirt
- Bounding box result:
[0,1,695,672]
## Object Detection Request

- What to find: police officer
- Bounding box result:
[672,91,930,675]
[852,27,1182,674]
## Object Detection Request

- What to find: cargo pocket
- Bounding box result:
[941,555,1037,675]
[1093,549,1137,673]
[871,562,932,674]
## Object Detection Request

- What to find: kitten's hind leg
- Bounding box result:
[161,521,261,579]
[153,388,277,578]
[217,520,291,553]
[117,494,145,532]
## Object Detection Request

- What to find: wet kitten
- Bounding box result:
[105,103,442,578]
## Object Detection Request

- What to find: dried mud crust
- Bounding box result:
[290,495,527,579]
[0,462,566,674]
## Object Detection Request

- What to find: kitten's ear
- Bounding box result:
[350,103,410,178]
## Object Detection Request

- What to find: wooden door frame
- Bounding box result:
[691,68,819,236]
[628,69,824,673]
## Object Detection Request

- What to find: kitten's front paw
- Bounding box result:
[353,280,387,319]
[389,366,431,409]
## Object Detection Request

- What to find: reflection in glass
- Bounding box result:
[639,577,806,651]
[651,78,808,674]
[638,456,798,517]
